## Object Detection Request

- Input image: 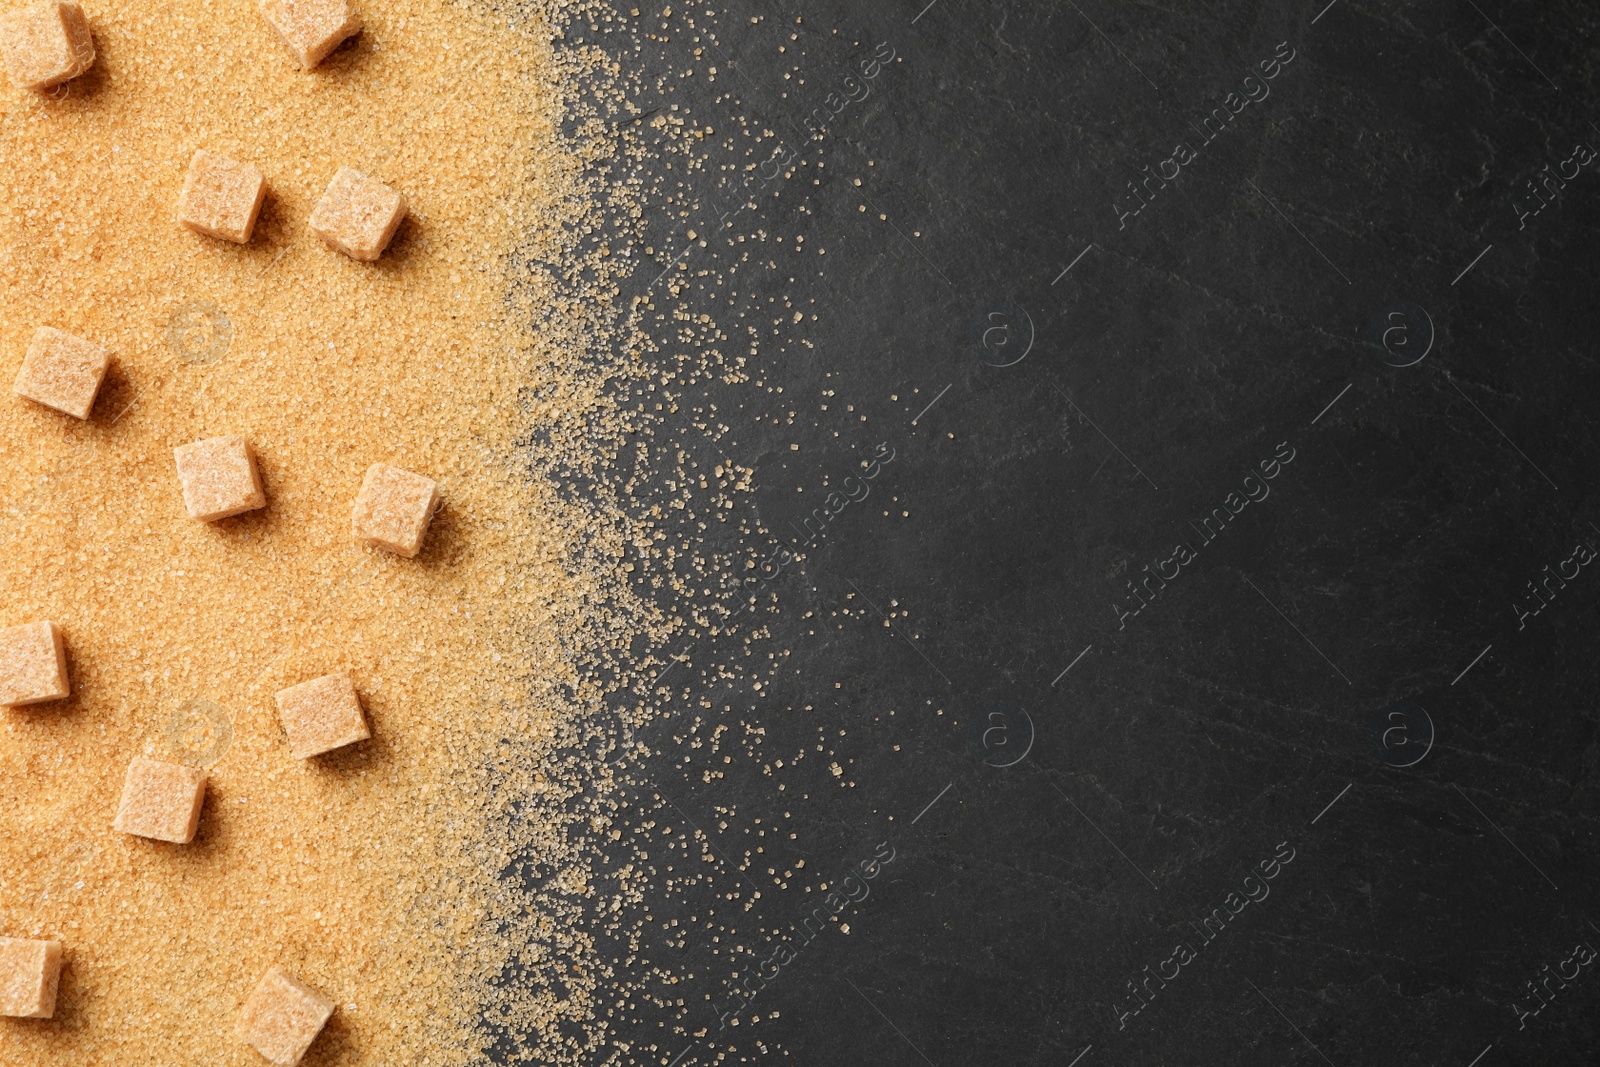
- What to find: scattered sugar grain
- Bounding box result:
[0,1,686,1064]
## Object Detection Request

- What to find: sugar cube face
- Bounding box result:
[13,326,109,419]
[275,673,369,758]
[308,167,406,261]
[259,0,360,70]
[113,757,206,843]
[0,937,63,1018]
[351,463,438,557]
[175,435,266,522]
[178,150,267,244]
[0,620,68,707]
[0,1,94,91]
[237,966,335,1065]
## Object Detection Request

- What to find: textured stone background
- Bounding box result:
[570,3,1600,1065]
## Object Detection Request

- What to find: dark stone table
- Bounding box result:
[540,3,1600,1065]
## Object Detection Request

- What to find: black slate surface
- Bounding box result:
[544,2,1600,1065]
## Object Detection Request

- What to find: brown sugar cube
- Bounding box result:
[174,435,266,522]
[275,672,369,758]
[0,620,68,707]
[308,167,406,261]
[178,150,267,244]
[0,1,94,91]
[0,937,63,1018]
[236,966,335,1065]
[351,463,438,557]
[13,326,109,419]
[259,0,360,70]
[112,756,206,843]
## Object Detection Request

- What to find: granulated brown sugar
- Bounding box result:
[0,0,689,1063]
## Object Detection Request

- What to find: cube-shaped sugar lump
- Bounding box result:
[175,435,266,522]
[308,167,405,261]
[13,326,109,419]
[351,463,438,557]
[0,937,62,1018]
[259,0,360,70]
[0,620,68,707]
[237,966,335,1065]
[275,672,369,758]
[0,1,93,91]
[113,756,206,843]
[178,150,267,244]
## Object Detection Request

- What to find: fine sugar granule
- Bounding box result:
[0,1,671,1063]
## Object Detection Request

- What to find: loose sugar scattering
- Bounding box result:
[0,1,680,1064]
[0,0,720,1062]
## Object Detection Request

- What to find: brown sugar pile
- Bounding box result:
[0,0,678,1063]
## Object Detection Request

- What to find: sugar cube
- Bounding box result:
[351,463,438,557]
[259,0,360,70]
[275,673,369,758]
[308,167,405,261]
[0,620,68,707]
[178,150,267,244]
[0,1,94,91]
[174,435,266,522]
[113,756,206,843]
[12,326,109,419]
[236,966,335,1065]
[0,937,62,1018]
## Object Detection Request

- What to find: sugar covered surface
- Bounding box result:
[0,1,654,1063]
